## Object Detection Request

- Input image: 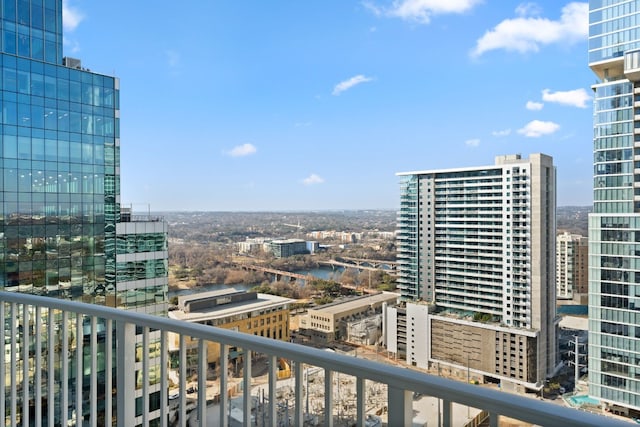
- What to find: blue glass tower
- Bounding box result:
[589,0,640,413]
[0,0,120,301]
[0,1,168,424]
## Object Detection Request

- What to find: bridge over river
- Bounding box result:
[240,264,379,294]
[319,257,397,274]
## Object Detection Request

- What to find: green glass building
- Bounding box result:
[0,1,168,424]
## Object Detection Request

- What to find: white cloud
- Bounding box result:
[62,0,84,32]
[526,101,544,111]
[542,88,591,108]
[517,120,560,137]
[515,2,542,17]
[303,174,325,185]
[471,2,587,57]
[365,0,483,24]
[63,38,81,54]
[465,138,480,147]
[492,129,512,137]
[332,75,374,96]
[226,143,257,157]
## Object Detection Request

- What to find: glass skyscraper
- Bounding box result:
[589,0,640,413]
[0,1,168,424]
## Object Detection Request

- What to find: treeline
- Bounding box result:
[249,278,357,306]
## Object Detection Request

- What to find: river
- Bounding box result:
[169,266,345,297]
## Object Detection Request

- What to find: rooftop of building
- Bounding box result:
[120,207,164,223]
[396,152,551,177]
[559,315,588,331]
[169,288,294,323]
[428,307,539,336]
[270,238,306,244]
[309,292,399,315]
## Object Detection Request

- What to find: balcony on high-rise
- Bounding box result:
[0,290,630,427]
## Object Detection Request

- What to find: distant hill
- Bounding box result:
[556,206,590,237]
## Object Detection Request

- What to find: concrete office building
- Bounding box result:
[0,2,168,425]
[298,292,398,344]
[556,232,588,301]
[168,289,292,369]
[588,0,640,414]
[393,154,557,391]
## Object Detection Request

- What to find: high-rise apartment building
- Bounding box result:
[588,0,640,414]
[556,232,588,300]
[0,1,168,425]
[392,154,557,392]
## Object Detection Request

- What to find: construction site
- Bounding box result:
[167,346,488,427]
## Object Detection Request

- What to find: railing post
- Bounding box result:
[219,344,228,427]
[179,335,187,427]
[197,339,207,426]
[324,369,333,427]
[47,308,55,424]
[356,377,365,427]
[387,386,411,427]
[10,303,17,427]
[443,399,452,427]
[105,318,113,427]
[35,306,42,427]
[22,304,30,427]
[268,355,277,427]
[142,326,150,427]
[116,321,136,427]
[160,330,168,427]
[61,311,69,427]
[90,316,98,427]
[0,300,4,422]
[243,349,252,427]
[75,313,83,426]
[489,412,499,427]
[294,361,303,427]
[0,303,4,426]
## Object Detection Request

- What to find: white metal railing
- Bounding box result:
[0,290,631,427]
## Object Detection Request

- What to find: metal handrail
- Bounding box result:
[0,290,630,427]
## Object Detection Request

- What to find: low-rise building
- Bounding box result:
[385,302,544,393]
[299,292,398,344]
[266,239,308,258]
[168,289,293,371]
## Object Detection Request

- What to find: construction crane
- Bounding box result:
[282,220,303,230]
[282,221,304,238]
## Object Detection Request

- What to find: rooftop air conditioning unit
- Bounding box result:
[63,57,82,69]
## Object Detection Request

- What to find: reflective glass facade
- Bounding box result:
[589,0,640,410]
[396,175,421,299]
[0,55,119,302]
[1,0,62,63]
[0,2,167,424]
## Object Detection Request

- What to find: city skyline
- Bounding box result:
[64,1,593,211]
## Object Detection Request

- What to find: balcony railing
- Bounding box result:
[0,290,630,427]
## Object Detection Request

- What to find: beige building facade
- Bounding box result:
[395,153,557,391]
[168,289,292,367]
[299,292,398,344]
[556,231,588,300]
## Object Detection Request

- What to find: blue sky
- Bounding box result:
[63,1,592,211]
